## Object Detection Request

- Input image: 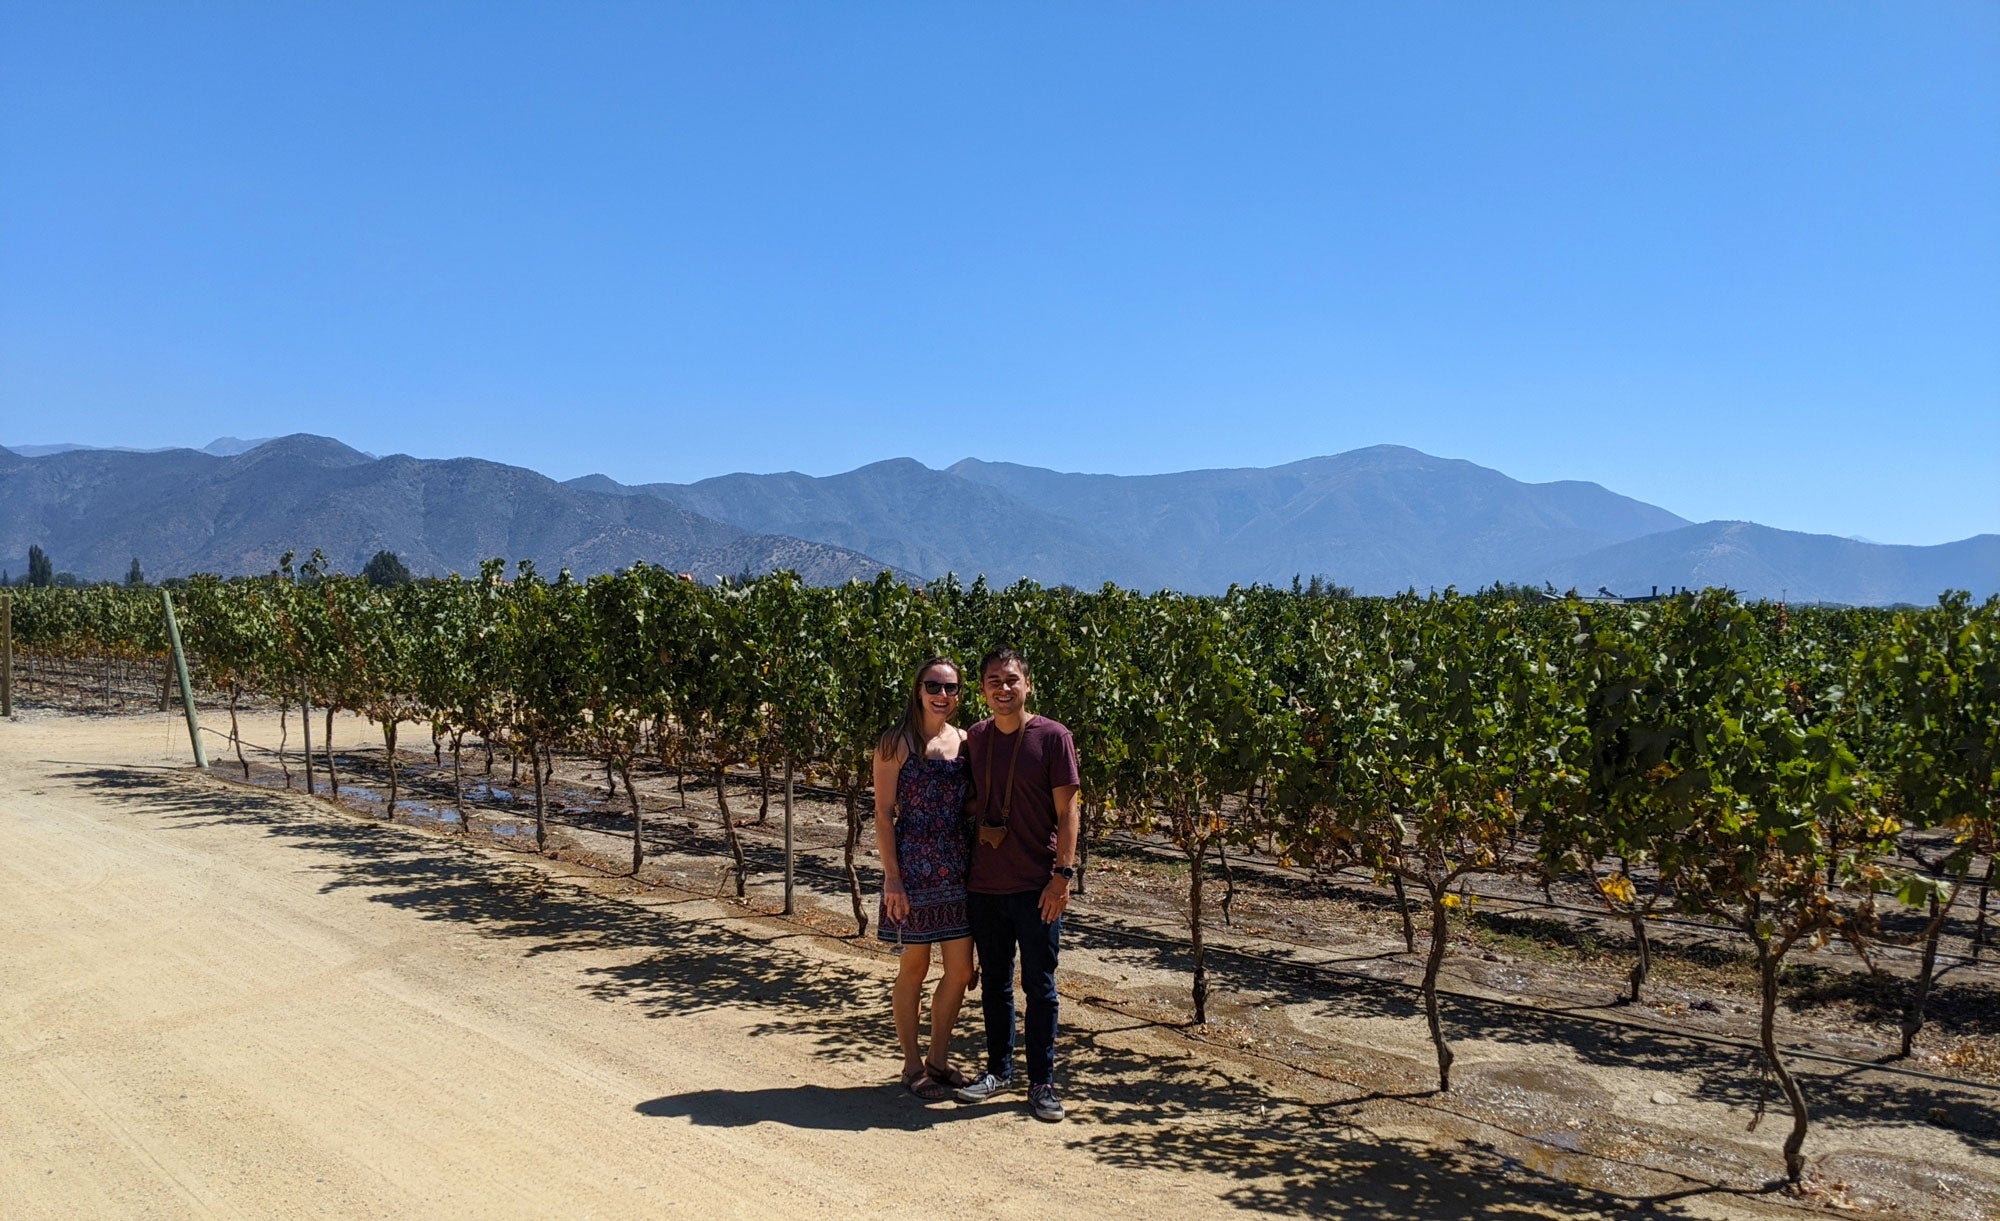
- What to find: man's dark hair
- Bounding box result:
[979,647,1030,680]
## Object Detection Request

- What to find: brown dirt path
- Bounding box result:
[0,708,1954,1218]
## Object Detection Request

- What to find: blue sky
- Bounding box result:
[3,2,1995,545]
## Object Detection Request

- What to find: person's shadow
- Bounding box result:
[636,1084,990,1132]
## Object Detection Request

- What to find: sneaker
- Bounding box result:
[1028,1083,1065,1123]
[954,1072,1012,1103]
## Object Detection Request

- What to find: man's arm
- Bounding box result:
[1041,783,1081,923]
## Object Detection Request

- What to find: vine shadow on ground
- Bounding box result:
[1047,903,2000,1163]
[67,766,1970,1212]
[67,766,866,1033]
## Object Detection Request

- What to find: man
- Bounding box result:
[954,647,1080,1122]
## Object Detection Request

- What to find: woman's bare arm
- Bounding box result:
[874,742,909,920]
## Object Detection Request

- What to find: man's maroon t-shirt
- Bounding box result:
[965,715,1081,896]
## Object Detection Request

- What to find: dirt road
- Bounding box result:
[0,710,1969,1218]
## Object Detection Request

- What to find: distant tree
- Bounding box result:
[53,572,83,588]
[1474,581,1560,604]
[27,545,54,587]
[126,557,145,587]
[362,550,413,588]
[1290,572,1353,599]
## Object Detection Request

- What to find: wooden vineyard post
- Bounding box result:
[1,593,12,719]
[783,757,795,916]
[160,591,208,768]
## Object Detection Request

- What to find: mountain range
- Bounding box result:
[1,435,1992,604]
[0,436,896,586]
[8,436,279,459]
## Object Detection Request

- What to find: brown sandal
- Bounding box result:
[908,1067,953,1102]
[924,1060,972,1090]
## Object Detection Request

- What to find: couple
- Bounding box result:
[873,648,1080,1123]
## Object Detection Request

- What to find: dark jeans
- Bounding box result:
[968,889,1062,1086]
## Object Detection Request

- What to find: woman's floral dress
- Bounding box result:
[877,751,970,945]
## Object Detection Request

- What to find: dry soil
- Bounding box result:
[4,708,1996,1219]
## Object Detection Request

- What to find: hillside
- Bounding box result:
[571,458,1169,589]
[0,436,899,583]
[5,436,1992,602]
[1545,522,2000,606]
[949,446,1693,592]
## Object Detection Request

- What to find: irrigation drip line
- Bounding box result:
[362,753,1989,1062]
[1089,830,1998,971]
[113,714,2000,905]
[198,725,292,757]
[200,726,485,774]
[219,731,2000,972]
[184,747,1999,1097]
[198,725,371,766]
[1087,823,1996,969]
[176,708,2000,992]
[183,731,2000,974]
[674,756,1996,951]
[1206,793,1992,906]
[532,807,2000,1097]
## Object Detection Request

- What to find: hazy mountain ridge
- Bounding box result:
[1547,522,2000,607]
[3,437,1992,603]
[5,436,280,459]
[591,445,1988,602]
[0,436,902,584]
[949,446,1695,592]
[567,458,1170,589]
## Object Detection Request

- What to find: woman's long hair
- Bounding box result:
[876,657,961,762]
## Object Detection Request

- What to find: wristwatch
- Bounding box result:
[1052,866,1076,881]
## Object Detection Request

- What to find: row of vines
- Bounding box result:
[7,561,1995,1183]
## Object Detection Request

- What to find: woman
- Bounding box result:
[875,657,976,1100]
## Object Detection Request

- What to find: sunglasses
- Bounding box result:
[922,680,962,696]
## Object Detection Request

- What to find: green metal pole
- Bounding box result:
[2,593,12,718]
[783,756,795,915]
[301,681,315,795]
[161,590,207,768]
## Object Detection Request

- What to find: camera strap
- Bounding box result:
[978,715,1033,848]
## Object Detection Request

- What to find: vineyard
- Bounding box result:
[4,558,1996,1189]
